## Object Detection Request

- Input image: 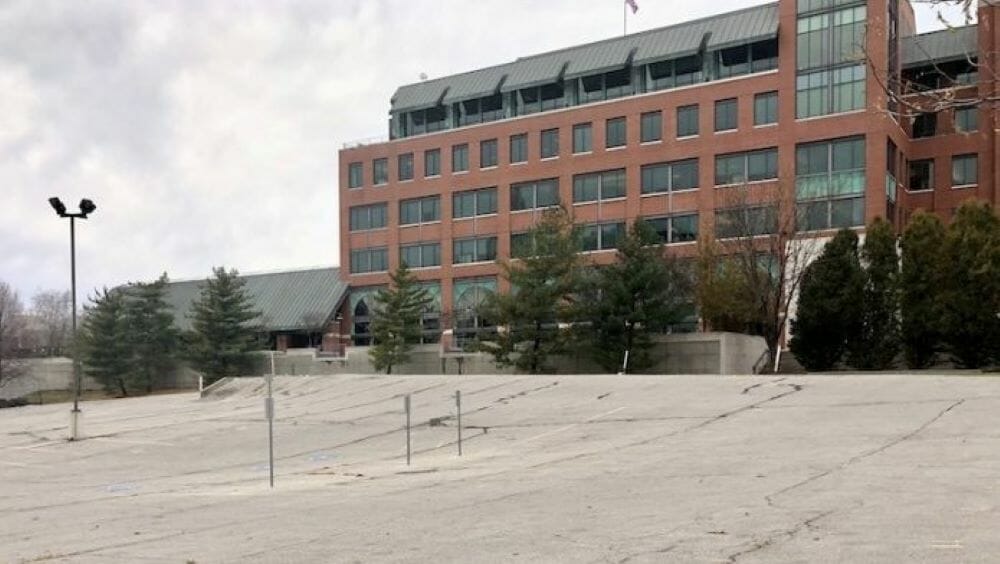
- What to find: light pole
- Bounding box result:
[49,197,97,441]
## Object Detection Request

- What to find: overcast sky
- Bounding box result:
[0,0,965,304]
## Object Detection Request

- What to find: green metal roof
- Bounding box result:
[390,2,779,113]
[902,25,978,68]
[163,267,348,333]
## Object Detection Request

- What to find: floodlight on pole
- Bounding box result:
[49,196,97,441]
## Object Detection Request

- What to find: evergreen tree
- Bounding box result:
[790,229,864,371]
[574,220,690,373]
[80,288,131,396]
[124,274,179,393]
[480,208,581,373]
[940,201,1000,368]
[369,264,431,374]
[847,218,900,369]
[186,267,261,384]
[900,211,946,368]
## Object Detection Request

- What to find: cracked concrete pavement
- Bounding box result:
[1,374,998,563]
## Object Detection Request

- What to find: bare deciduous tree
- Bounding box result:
[0,281,28,388]
[697,183,824,371]
[31,290,72,357]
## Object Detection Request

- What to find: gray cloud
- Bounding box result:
[0,0,965,303]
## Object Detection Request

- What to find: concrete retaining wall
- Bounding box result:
[243,332,767,376]
[0,332,767,399]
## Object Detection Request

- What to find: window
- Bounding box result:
[417,282,442,343]
[423,149,441,177]
[646,55,705,91]
[795,2,868,119]
[453,277,497,344]
[954,106,977,133]
[644,214,699,244]
[460,93,504,125]
[640,111,662,142]
[908,159,933,191]
[715,98,738,132]
[453,187,498,218]
[480,139,498,168]
[754,92,778,125]
[715,206,778,238]
[349,203,387,231]
[511,178,559,211]
[452,144,469,172]
[518,82,565,114]
[579,222,625,251]
[573,169,626,203]
[453,236,498,264]
[797,5,866,71]
[718,44,750,78]
[952,154,978,186]
[912,113,937,138]
[398,153,414,181]
[350,288,380,345]
[641,159,699,194]
[348,162,363,188]
[579,68,633,103]
[510,232,534,259]
[573,123,592,153]
[795,65,865,118]
[716,39,779,78]
[400,243,441,268]
[541,128,559,158]
[399,196,440,225]
[677,104,699,137]
[715,148,778,185]
[674,54,703,85]
[350,247,388,274]
[795,136,866,231]
[373,158,388,185]
[606,117,627,148]
[407,105,447,135]
[510,133,528,163]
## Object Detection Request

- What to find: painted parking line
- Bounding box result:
[90,437,176,447]
[0,460,31,467]
[522,406,627,443]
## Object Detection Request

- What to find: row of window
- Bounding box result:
[349,150,783,232]
[795,2,867,119]
[349,192,871,274]
[347,92,779,189]
[395,38,779,138]
[911,106,978,138]
[908,154,979,190]
[350,214,701,273]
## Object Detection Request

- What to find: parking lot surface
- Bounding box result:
[1,373,998,563]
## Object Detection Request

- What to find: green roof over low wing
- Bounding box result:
[390,2,778,113]
[902,25,978,68]
[163,267,348,333]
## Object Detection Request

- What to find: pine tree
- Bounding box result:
[124,274,179,393]
[940,201,1000,368]
[186,268,261,384]
[80,288,131,396]
[790,229,864,371]
[574,220,690,373]
[369,264,432,374]
[480,208,581,373]
[900,211,946,368]
[847,218,900,369]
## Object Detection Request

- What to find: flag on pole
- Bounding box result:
[625,0,638,14]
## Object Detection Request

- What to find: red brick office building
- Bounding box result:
[338,0,999,347]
